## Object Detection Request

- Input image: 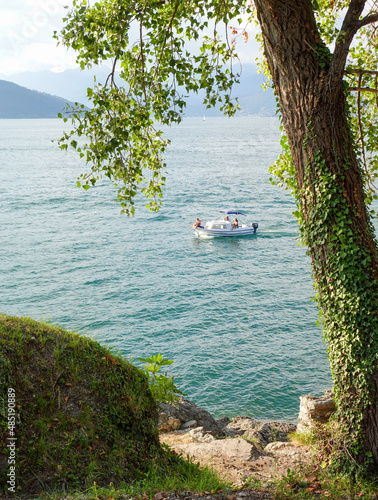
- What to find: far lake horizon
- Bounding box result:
[0,116,332,422]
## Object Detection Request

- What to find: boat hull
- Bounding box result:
[194,226,257,238]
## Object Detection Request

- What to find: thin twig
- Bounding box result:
[349,86,378,93]
[140,19,147,100]
[345,68,378,75]
[31,471,45,490]
[149,1,181,102]
[104,56,119,88]
[52,371,64,392]
[357,72,367,174]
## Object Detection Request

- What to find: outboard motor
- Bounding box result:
[252,222,258,233]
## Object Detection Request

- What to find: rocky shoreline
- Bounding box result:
[158,392,335,486]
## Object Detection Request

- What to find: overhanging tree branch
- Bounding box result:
[356,11,378,28]
[329,0,367,96]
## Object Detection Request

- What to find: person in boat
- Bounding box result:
[192,218,202,228]
[224,216,230,222]
[232,218,239,229]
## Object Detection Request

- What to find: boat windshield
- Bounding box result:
[219,210,246,216]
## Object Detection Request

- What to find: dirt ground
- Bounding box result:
[160,431,313,487]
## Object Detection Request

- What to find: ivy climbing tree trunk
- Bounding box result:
[254,0,378,472]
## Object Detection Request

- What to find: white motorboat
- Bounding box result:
[192,210,258,238]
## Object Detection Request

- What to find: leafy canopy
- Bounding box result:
[57,0,378,214]
[57,0,253,215]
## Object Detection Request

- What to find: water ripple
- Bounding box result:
[0,117,332,422]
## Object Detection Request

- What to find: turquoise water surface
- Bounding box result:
[0,117,332,422]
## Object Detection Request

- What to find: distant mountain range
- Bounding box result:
[0,80,76,119]
[0,64,276,118]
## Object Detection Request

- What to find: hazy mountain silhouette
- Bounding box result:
[1,64,275,117]
[0,80,76,119]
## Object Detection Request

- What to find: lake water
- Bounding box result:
[0,117,332,422]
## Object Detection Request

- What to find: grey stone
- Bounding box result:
[225,417,296,446]
[180,419,198,430]
[158,414,181,432]
[215,416,230,428]
[223,416,260,438]
[159,398,224,435]
[188,426,216,443]
[297,389,335,432]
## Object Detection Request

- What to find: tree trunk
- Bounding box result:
[254,0,378,472]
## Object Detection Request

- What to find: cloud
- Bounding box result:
[0,42,78,75]
[0,0,262,76]
[0,0,75,75]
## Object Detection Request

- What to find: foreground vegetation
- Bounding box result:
[1,314,377,499]
[0,315,227,498]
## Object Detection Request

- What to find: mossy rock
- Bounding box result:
[0,315,161,495]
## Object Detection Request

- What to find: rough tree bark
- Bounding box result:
[254,0,378,471]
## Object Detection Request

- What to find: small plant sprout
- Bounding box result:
[138,354,186,404]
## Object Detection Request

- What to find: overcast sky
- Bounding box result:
[0,0,77,75]
[0,0,259,76]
